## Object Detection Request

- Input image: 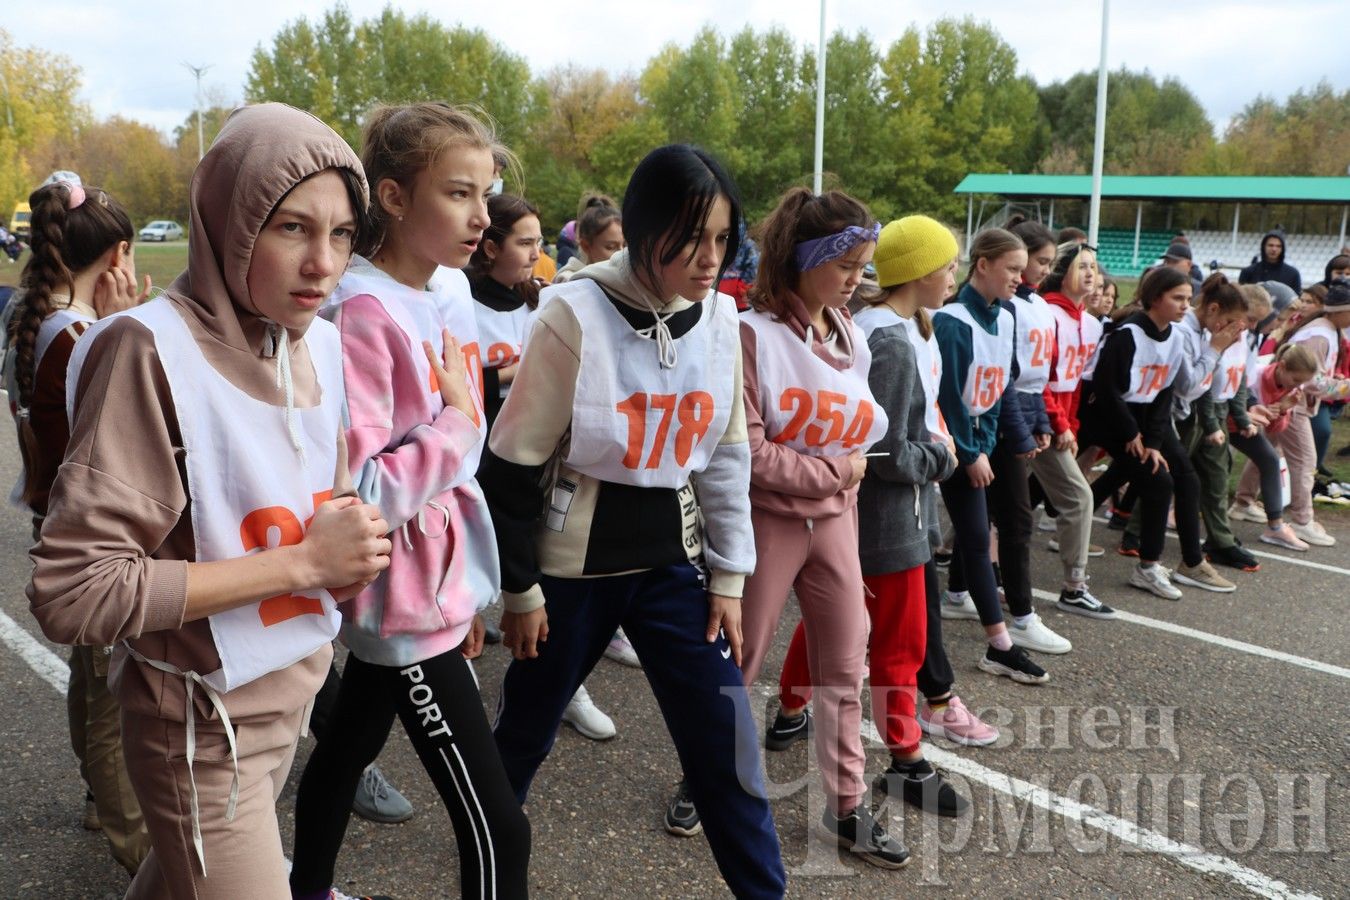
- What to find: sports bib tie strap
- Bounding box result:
[124,644,240,878]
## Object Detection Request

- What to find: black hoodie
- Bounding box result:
[1238,230,1301,293]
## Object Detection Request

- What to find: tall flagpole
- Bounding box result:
[813,0,826,194]
[1087,0,1110,246]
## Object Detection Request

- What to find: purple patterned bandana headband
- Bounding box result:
[795,223,881,271]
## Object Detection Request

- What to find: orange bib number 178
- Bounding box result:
[616,391,716,469]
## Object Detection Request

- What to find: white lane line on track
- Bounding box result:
[0,608,68,695]
[861,719,1321,900]
[1030,588,1349,680]
[1088,516,1350,578]
[0,597,1327,899]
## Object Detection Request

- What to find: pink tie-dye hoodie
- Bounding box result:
[322,257,501,668]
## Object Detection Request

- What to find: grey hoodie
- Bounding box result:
[854,307,958,575]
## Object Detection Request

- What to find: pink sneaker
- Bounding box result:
[1260,523,1309,552]
[918,696,999,747]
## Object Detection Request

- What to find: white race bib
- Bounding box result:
[559,280,737,488]
[741,309,887,456]
[934,303,1014,416]
[1048,305,1103,391]
[1120,322,1185,403]
[1010,292,1056,394]
[69,298,344,692]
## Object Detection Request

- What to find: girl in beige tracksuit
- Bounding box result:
[26,104,391,899]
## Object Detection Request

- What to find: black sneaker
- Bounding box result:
[764,708,812,752]
[820,804,910,868]
[978,645,1050,684]
[663,779,701,837]
[1056,586,1117,620]
[1117,532,1140,557]
[1107,508,1129,531]
[933,549,952,568]
[483,621,503,644]
[873,758,969,817]
[1203,540,1259,572]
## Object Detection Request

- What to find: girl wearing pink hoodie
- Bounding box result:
[288,103,530,900]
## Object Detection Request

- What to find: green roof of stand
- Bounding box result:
[953,174,1350,204]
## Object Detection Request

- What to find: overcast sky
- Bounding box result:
[7,1,1346,138]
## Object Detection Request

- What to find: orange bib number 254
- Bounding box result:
[774,388,875,449]
[616,391,717,469]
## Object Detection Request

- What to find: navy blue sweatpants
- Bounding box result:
[492,563,786,900]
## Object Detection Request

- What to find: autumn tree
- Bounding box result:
[0,28,90,217]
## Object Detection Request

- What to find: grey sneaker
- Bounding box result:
[352,764,414,824]
[1129,563,1182,600]
[664,779,701,837]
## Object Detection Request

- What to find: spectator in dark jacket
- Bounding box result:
[1239,230,1301,294]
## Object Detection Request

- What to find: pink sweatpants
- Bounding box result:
[739,506,868,815]
[780,566,927,756]
[1239,410,1315,525]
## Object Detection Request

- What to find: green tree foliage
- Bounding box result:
[1037,68,1214,175]
[68,117,182,227]
[878,17,1041,220]
[245,4,538,151]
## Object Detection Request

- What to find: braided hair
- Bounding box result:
[9,182,132,409]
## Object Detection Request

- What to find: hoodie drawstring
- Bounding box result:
[635,298,679,369]
[399,500,452,551]
[262,322,305,461]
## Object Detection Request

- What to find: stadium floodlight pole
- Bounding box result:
[813,0,827,194]
[1087,0,1110,247]
[184,62,212,161]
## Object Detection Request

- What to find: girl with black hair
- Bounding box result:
[5,178,152,875]
[481,144,785,898]
[1079,268,1237,598]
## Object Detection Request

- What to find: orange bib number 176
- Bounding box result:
[616,391,716,469]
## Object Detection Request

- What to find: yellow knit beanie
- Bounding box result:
[873,216,959,288]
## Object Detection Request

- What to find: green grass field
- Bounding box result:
[0,242,189,291]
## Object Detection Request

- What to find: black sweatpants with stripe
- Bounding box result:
[290,649,530,898]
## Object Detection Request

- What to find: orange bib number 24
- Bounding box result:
[616,391,717,469]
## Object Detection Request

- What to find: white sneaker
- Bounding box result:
[562,684,616,740]
[1008,613,1072,654]
[1129,563,1182,600]
[603,627,642,668]
[1290,520,1336,547]
[1259,524,1310,552]
[1036,511,1058,533]
[1227,500,1267,524]
[939,590,980,620]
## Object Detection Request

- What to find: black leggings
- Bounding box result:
[1090,428,1202,565]
[940,469,1003,629]
[291,650,530,899]
[916,560,956,700]
[943,443,1034,619]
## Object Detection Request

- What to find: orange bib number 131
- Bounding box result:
[616,391,716,469]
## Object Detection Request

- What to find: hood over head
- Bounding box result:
[1257,230,1287,266]
[168,103,367,352]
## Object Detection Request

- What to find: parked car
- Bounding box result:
[9,203,30,241]
[138,220,184,242]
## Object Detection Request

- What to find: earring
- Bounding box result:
[397,215,404,222]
